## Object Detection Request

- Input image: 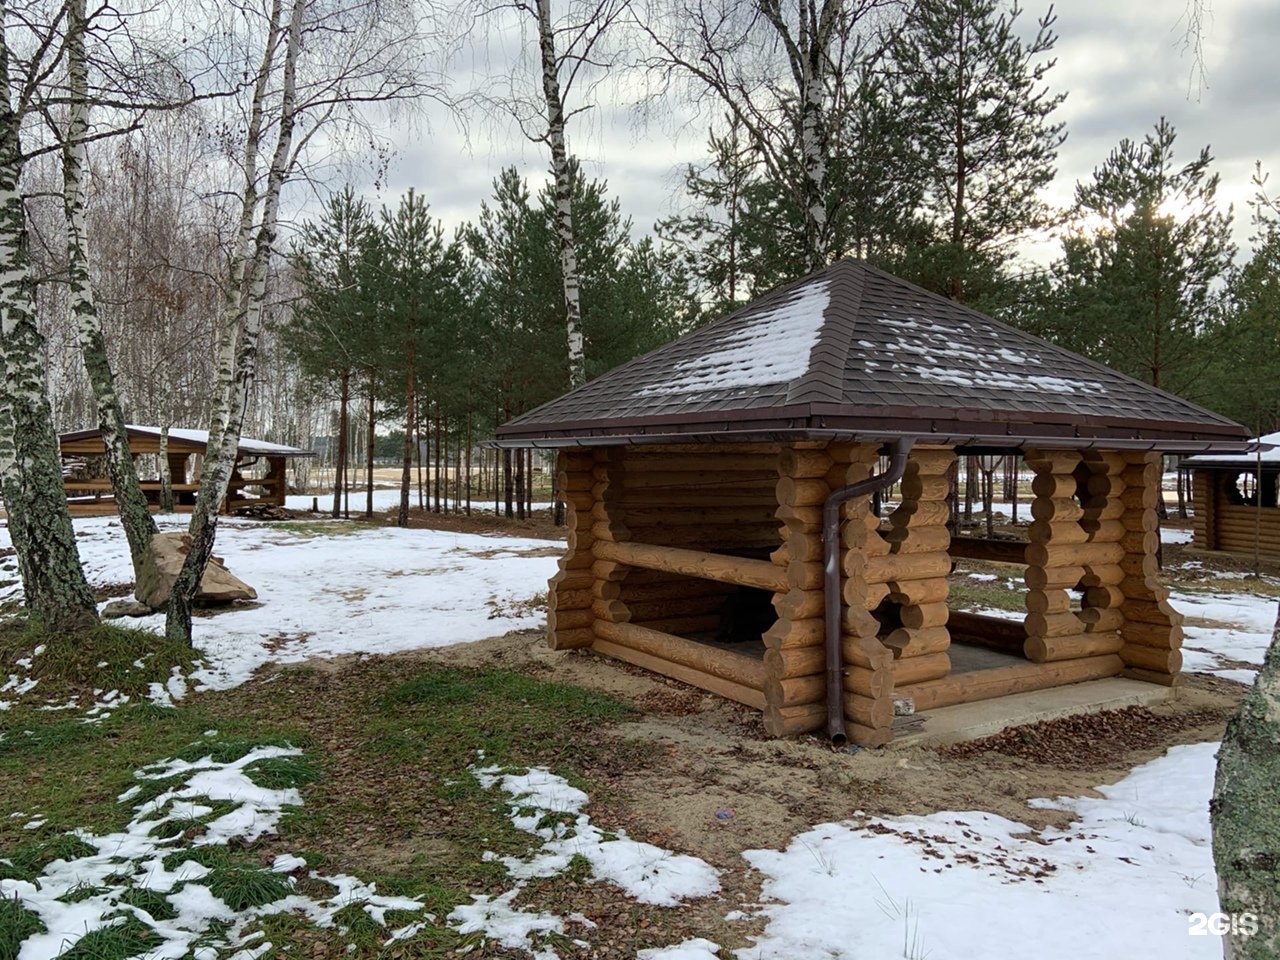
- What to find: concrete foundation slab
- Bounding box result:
[890,678,1173,748]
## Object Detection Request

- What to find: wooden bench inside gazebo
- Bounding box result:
[496,260,1252,745]
[60,425,314,516]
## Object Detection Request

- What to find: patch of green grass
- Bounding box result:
[160,844,234,873]
[947,577,1026,614]
[243,754,322,790]
[116,887,177,922]
[0,893,46,960]
[58,884,109,904]
[58,913,162,960]
[0,621,202,703]
[0,835,98,882]
[0,720,103,759]
[205,865,292,911]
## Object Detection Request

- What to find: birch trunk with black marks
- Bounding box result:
[536,0,585,389]
[158,426,175,512]
[790,0,836,271]
[63,0,158,573]
[165,0,304,644]
[0,21,98,632]
[1212,610,1280,958]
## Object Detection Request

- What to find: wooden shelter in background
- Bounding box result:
[59,425,314,516]
[496,259,1251,745]
[1185,433,1280,558]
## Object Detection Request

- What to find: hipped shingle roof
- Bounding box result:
[496,259,1249,452]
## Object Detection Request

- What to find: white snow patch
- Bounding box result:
[637,937,722,959]
[641,282,830,395]
[740,743,1223,959]
[474,764,721,906]
[1174,589,1276,682]
[0,514,559,695]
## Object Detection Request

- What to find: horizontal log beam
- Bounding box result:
[594,540,788,592]
[899,654,1124,712]
[594,620,766,689]
[948,536,1027,564]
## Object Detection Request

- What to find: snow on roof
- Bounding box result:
[123,425,313,457]
[639,281,831,396]
[1183,431,1280,467]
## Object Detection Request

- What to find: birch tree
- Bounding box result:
[166,0,438,643]
[60,0,158,575]
[0,1,99,632]
[638,0,902,274]
[463,0,629,390]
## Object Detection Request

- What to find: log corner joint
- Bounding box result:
[823,437,915,745]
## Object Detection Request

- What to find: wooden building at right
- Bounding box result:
[1186,431,1280,558]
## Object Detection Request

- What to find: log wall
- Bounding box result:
[1191,468,1280,557]
[544,440,1180,744]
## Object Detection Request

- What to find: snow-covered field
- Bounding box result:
[0,512,559,693]
[1,512,1275,959]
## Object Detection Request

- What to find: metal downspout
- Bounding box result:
[823,437,915,744]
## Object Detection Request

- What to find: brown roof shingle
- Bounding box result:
[496,259,1249,452]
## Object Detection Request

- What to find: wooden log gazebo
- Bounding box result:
[496,260,1251,745]
[60,425,314,515]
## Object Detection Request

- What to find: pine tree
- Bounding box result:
[893,0,1066,305]
[1050,118,1234,399]
[1203,166,1280,432]
[288,187,378,519]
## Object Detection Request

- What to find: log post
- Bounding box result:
[878,447,954,674]
[763,441,834,737]
[546,449,599,650]
[1023,449,1087,662]
[1117,452,1183,682]
[825,442,895,746]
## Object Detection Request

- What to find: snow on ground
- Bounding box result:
[0,511,557,698]
[738,743,1223,960]
[449,761,721,958]
[1,743,430,960]
[1174,588,1277,683]
[1161,526,1194,545]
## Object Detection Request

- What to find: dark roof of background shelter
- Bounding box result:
[496,259,1250,453]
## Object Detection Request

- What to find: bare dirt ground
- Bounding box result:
[423,629,1243,864]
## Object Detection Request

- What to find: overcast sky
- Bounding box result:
[368,0,1280,268]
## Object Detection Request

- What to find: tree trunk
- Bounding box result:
[63,0,158,577]
[536,0,586,389]
[1212,609,1280,958]
[504,447,515,519]
[333,367,349,519]
[398,342,414,527]
[525,448,534,517]
[0,28,98,633]
[158,426,175,513]
[464,414,472,516]
[366,374,375,519]
[416,402,424,511]
[166,0,303,644]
